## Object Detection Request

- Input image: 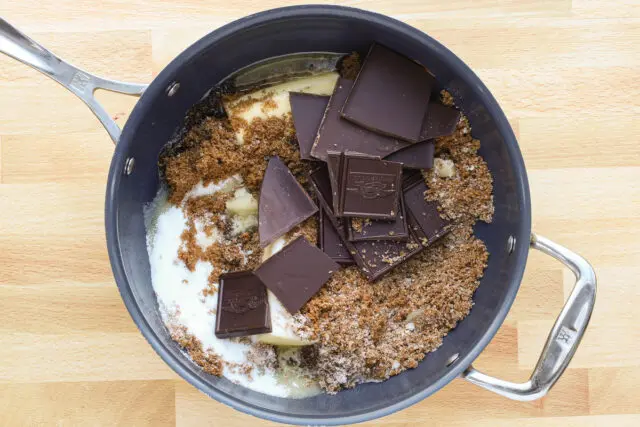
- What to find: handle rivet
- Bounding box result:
[446,353,459,367]
[166,81,180,97]
[507,236,516,254]
[124,157,135,175]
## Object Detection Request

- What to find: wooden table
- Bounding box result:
[1,1,638,425]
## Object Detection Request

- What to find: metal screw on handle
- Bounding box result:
[461,233,597,401]
[0,18,147,143]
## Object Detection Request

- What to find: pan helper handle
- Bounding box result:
[0,18,147,143]
[461,234,597,401]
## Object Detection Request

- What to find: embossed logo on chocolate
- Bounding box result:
[221,289,266,314]
[348,172,396,199]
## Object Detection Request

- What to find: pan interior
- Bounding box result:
[108,7,529,424]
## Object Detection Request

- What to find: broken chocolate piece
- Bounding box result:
[346,194,409,241]
[258,156,318,247]
[420,103,461,140]
[309,166,355,264]
[254,236,340,314]
[351,234,424,281]
[403,172,451,244]
[337,155,402,219]
[289,93,329,160]
[326,151,345,215]
[310,77,410,161]
[215,271,271,339]
[309,165,334,211]
[384,140,435,170]
[319,207,354,265]
[341,44,435,143]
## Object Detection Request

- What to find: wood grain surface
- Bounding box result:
[1,1,639,425]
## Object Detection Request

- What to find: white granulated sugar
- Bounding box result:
[146,178,316,398]
[194,218,220,249]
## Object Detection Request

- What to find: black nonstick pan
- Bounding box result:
[0,6,596,425]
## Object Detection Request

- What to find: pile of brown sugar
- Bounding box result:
[159,68,493,392]
[296,104,493,392]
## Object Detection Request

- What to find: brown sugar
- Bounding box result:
[339,52,361,80]
[170,325,223,376]
[423,94,494,224]
[300,228,488,392]
[162,113,311,204]
[158,80,494,393]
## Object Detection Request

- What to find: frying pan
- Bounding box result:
[0,6,596,425]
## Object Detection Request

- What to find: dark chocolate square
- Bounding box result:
[341,44,435,143]
[254,236,340,314]
[215,271,271,339]
[338,156,403,219]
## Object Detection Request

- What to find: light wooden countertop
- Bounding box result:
[1,1,639,425]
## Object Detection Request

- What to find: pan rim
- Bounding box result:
[105,5,531,425]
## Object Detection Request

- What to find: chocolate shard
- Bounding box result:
[346,193,409,241]
[384,140,435,170]
[310,166,354,265]
[254,236,340,314]
[215,271,271,339]
[309,165,422,281]
[341,44,435,143]
[420,103,461,140]
[258,156,318,247]
[309,164,335,211]
[337,155,403,219]
[326,151,345,215]
[351,235,424,281]
[403,172,451,245]
[289,93,329,160]
[310,77,410,161]
[318,207,355,265]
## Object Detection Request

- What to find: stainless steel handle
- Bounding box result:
[0,18,147,143]
[461,233,596,401]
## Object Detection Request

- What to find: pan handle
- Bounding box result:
[0,18,147,143]
[461,233,596,400]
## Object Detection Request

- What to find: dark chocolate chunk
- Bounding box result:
[309,165,421,281]
[351,234,424,281]
[337,155,403,219]
[346,194,409,241]
[254,236,340,314]
[420,103,461,140]
[309,166,354,264]
[215,271,271,339]
[258,156,318,247]
[309,164,334,211]
[289,93,329,160]
[403,172,451,245]
[319,207,354,265]
[384,140,435,170]
[326,151,345,215]
[310,77,410,161]
[341,44,435,142]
